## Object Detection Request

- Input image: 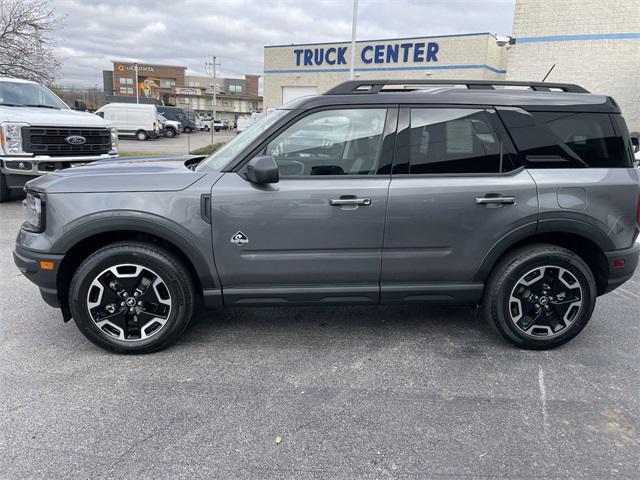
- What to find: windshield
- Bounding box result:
[0,81,68,109]
[196,109,290,171]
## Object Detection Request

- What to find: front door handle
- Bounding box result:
[475,196,516,206]
[329,197,372,206]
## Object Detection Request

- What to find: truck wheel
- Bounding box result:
[483,244,596,350]
[69,242,195,354]
[165,128,176,138]
[183,127,192,134]
[136,130,148,141]
[0,173,10,203]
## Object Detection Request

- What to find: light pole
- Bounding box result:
[349,0,358,80]
[134,63,139,104]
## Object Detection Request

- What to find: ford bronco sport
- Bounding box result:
[13,80,640,353]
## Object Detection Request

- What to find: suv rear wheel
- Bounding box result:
[69,242,195,354]
[483,244,597,350]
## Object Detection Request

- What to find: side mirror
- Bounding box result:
[245,155,279,185]
[630,136,639,154]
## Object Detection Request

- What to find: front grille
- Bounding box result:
[22,127,111,156]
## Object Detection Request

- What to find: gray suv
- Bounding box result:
[13,80,640,353]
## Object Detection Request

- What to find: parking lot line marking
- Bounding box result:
[538,366,549,432]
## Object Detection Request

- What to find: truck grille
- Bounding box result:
[22,127,111,156]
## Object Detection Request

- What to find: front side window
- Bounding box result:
[265,108,388,176]
[404,108,505,174]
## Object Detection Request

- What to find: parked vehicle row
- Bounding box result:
[96,103,186,141]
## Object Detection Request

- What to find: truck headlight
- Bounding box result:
[109,127,118,154]
[0,122,30,156]
[22,191,44,233]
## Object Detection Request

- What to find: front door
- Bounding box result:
[211,106,397,305]
[381,107,539,303]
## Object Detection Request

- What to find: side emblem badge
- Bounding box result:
[230,231,249,246]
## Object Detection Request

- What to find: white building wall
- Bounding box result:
[507,0,640,131]
[264,33,508,109]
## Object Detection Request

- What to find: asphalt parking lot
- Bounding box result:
[1,198,639,479]
[118,130,236,156]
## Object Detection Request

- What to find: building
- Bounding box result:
[263,2,639,131]
[263,33,508,109]
[103,61,262,121]
[506,0,640,131]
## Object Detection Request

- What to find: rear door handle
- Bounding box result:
[329,197,372,206]
[475,196,516,205]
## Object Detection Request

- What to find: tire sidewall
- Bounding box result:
[491,249,596,349]
[70,246,193,353]
[136,131,148,141]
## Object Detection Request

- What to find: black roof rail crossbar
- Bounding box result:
[324,79,589,95]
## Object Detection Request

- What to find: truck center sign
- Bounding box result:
[293,41,440,66]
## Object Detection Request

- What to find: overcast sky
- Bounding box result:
[52,0,516,87]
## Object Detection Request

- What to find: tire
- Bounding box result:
[136,130,148,141]
[183,127,192,134]
[165,128,176,138]
[0,173,10,203]
[69,242,195,354]
[483,244,597,350]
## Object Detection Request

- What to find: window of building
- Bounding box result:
[119,78,133,85]
[228,84,242,93]
[403,108,505,174]
[161,79,176,88]
[222,100,231,107]
[497,109,632,168]
[119,87,127,94]
[264,108,388,176]
[188,80,200,87]
[179,97,189,104]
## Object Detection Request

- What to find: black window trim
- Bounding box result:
[232,104,400,179]
[391,105,522,177]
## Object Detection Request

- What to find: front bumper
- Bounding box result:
[1,154,118,183]
[13,244,64,308]
[603,242,640,294]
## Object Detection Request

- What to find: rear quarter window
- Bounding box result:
[497,109,633,168]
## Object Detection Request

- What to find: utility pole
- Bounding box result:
[349,0,359,80]
[134,63,139,104]
[205,55,221,144]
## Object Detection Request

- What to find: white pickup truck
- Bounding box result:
[0,77,118,202]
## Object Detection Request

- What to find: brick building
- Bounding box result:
[103,61,262,121]
[506,0,640,131]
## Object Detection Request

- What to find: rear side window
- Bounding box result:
[404,108,508,174]
[498,109,632,168]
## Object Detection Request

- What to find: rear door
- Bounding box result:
[380,106,539,303]
[211,106,397,305]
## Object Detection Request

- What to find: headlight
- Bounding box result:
[22,192,44,233]
[109,127,118,154]
[0,122,30,156]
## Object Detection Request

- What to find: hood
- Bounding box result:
[26,155,211,194]
[0,106,110,127]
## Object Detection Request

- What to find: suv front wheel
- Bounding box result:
[483,244,597,350]
[69,242,195,353]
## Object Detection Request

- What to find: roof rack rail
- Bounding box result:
[324,79,590,95]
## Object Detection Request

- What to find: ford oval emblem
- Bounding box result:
[65,135,86,145]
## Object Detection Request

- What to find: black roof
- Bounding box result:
[286,80,620,113]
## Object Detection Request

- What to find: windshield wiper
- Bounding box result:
[0,102,22,106]
[23,104,60,109]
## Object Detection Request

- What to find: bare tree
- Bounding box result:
[0,0,60,84]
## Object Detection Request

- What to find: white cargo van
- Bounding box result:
[0,77,117,202]
[95,103,160,141]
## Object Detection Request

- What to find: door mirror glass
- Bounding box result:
[245,155,279,184]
